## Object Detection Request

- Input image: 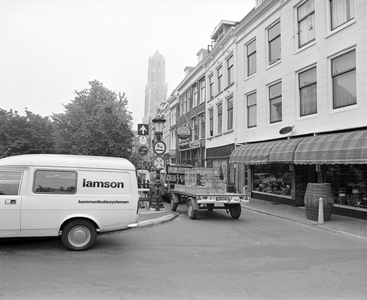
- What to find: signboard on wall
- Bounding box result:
[177,126,191,139]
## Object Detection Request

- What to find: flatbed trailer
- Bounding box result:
[169,187,249,219]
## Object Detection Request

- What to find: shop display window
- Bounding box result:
[326,165,367,208]
[253,164,292,197]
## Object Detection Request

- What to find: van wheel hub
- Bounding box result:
[69,226,91,246]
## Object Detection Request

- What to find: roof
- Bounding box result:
[0,154,135,170]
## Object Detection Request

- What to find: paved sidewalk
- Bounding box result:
[242,198,367,242]
[136,198,367,241]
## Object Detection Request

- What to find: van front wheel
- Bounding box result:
[61,220,97,251]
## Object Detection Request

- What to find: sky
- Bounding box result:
[0,0,254,129]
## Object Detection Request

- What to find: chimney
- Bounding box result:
[184,66,195,77]
[197,48,209,63]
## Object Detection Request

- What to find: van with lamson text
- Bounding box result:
[0,154,139,250]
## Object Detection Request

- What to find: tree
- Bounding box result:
[0,108,55,158]
[52,80,134,158]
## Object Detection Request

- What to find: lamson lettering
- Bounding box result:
[83,178,124,188]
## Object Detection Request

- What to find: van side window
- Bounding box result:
[0,171,22,195]
[34,170,77,194]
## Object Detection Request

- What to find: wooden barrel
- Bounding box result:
[304,183,334,221]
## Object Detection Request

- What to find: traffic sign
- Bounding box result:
[152,155,164,170]
[137,145,148,156]
[153,141,166,155]
[138,136,148,145]
[137,124,149,136]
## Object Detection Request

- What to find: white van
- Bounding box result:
[0,154,139,251]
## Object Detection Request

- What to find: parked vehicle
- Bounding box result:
[0,154,139,251]
[160,163,193,200]
[168,167,249,219]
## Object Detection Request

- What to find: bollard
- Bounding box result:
[318,197,324,224]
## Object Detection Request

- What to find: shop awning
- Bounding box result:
[294,130,367,164]
[229,141,278,165]
[269,138,304,164]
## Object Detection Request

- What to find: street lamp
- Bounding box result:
[151,115,166,211]
[152,116,166,141]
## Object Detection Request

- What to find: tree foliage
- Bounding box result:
[0,109,55,158]
[52,80,134,158]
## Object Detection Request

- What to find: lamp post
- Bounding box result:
[151,115,166,211]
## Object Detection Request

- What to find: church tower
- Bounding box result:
[143,50,168,123]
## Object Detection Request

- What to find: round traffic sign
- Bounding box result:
[152,155,164,170]
[137,145,148,156]
[153,141,166,155]
[138,136,148,145]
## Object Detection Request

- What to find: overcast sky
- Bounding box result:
[0,0,254,129]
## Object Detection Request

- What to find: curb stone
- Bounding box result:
[137,213,180,228]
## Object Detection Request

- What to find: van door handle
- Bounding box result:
[5,199,16,205]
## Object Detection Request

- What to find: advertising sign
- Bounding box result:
[177,126,191,140]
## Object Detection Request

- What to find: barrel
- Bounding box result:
[304,183,334,221]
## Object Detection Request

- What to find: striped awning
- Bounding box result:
[269,138,304,163]
[229,141,278,165]
[294,130,367,164]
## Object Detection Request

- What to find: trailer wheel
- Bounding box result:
[170,195,178,211]
[187,199,197,220]
[229,204,241,219]
[61,220,97,251]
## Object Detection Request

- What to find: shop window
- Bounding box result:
[247,39,256,76]
[247,92,257,128]
[330,0,355,30]
[297,0,315,48]
[268,21,281,65]
[299,67,317,116]
[253,165,292,197]
[332,50,356,109]
[326,164,367,208]
[269,82,282,123]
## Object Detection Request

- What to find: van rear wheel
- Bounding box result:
[61,220,97,251]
